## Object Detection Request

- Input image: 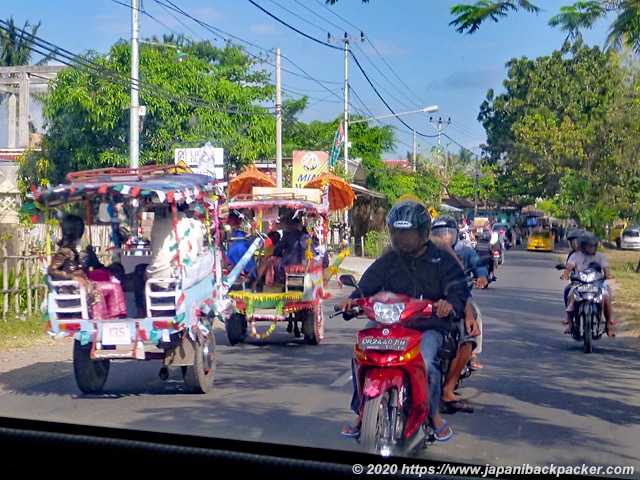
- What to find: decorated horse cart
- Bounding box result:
[216,172,354,346]
[32,165,223,394]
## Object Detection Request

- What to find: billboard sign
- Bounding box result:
[174,142,224,179]
[292,150,329,188]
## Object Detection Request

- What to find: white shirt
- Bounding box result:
[146,212,205,279]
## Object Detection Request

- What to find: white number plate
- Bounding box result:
[358,337,409,351]
[102,323,132,345]
[577,285,600,293]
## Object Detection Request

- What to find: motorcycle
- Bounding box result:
[333,275,459,456]
[489,237,504,267]
[556,263,607,353]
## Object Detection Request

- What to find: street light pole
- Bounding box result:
[474,154,479,218]
[130,0,140,169]
[349,106,438,172]
[275,48,282,188]
[348,105,438,125]
[328,31,364,229]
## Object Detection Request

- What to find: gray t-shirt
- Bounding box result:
[567,251,609,272]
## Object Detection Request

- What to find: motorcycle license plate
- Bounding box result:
[102,323,132,345]
[358,337,409,351]
[577,285,600,293]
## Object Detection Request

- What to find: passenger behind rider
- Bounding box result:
[561,232,615,337]
[48,214,127,319]
[562,228,584,308]
[430,216,485,414]
[338,197,469,442]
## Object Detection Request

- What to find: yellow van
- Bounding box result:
[527,228,554,252]
[610,221,628,248]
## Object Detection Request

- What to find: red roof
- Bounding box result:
[383,158,412,172]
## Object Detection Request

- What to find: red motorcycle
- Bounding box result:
[335,275,448,456]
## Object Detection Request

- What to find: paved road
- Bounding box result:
[0,245,638,476]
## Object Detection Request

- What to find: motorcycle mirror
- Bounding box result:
[339,274,358,288]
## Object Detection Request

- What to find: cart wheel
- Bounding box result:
[226,313,247,346]
[73,340,109,394]
[301,299,324,345]
[183,321,216,394]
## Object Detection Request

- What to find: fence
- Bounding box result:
[0,249,47,319]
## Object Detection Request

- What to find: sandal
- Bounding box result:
[341,422,361,439]
[440,400,474,414]
[469,356,483,370]
[432,420,453,442]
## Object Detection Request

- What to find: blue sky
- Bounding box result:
[3,0,611,160]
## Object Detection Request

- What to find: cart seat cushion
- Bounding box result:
[284,264,307,275]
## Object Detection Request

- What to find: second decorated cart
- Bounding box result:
[215,176,354,346]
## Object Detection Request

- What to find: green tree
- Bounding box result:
[19,38,275,187]
[479,40,622,201]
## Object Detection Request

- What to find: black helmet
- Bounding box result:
[566,228,584,241]
[386,199,431,255]
[567,228,584,250]
[580,232,599,254]
[431,215,459,247]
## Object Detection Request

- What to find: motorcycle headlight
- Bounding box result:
[373,302,405,325]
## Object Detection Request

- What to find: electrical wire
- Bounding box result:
[0,19,274,116]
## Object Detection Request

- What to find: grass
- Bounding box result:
[0,313,54,351]
[599,247,640,340]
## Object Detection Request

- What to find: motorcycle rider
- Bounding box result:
[430,216,485,414]
[561,232,615,337]
[338,198,469,442]
[489,230,504,264]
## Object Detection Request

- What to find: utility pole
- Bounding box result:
[474,154,479,218]
[275,48,282,188]
[130,0,140,169]
[328,31,364,228]
[430,117,451,168]
[412,130,417,172]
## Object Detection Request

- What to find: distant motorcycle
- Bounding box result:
[556,263,607,353]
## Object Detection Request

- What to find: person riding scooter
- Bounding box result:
[338,198,469,442]
[562,232,615,337]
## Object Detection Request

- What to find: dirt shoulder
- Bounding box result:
[0,338,73,388]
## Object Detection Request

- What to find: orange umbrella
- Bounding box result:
[303,172,356,211]
[227,167,276,199]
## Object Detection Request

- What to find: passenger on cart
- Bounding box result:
[224,210,258,286]
[133,204,205,316]
[48,214,127,319]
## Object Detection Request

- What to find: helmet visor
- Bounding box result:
[431,227,458,246]
[389,228,423,256]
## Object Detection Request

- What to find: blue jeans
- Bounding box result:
[350,321,444,420]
